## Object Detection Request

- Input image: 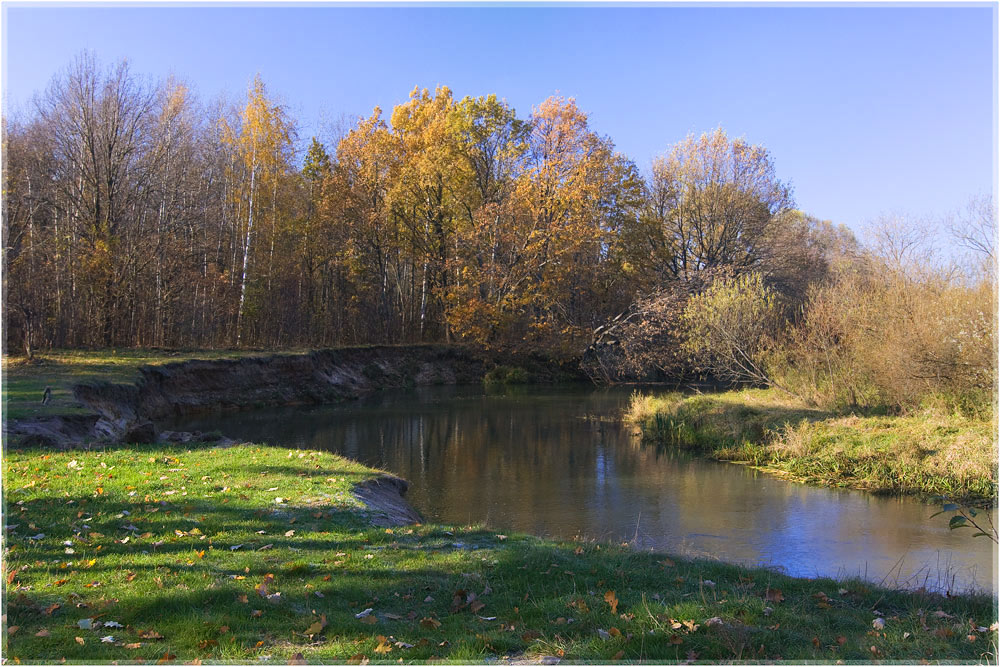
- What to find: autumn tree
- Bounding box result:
[445,94,532,345]
[515,96,643,354]
[629,127,793,287]
[221,74,295,346]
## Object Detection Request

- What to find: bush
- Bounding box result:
[769,260,996,413]
[680,272,784,386]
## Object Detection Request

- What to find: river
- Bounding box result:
[166,384,996,593]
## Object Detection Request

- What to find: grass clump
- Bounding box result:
[626,388,997,504]
[3,443,996,663]
[483,365,530,386]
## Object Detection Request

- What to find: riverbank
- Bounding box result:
[2,347,585,448]
[3,443,996,663]
[626,389,998,505]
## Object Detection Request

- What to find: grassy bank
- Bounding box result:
[627,389,998,504]
[3,443,997,663]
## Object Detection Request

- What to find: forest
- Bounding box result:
[3,53,995,412]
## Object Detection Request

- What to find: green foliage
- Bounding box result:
[483,365,530,386]
[681,272,783,385]
[930,498,999,543]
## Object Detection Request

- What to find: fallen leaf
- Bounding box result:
[139,630,164,640]
[346,655,369,665]
[288,653,307,665]
[7,626,19,635]
[872,618,885,630]
[764,588,784,603]
[251,610,263,618]
[604,590,619,615]
[305,614,327,636]
[358,615,377,625]
[420,617,442,630]
[157,652,177,664]
[608,627,622,637]
[35,628,51,637]
[125,643,143,649]
[374,636,393,654]
[75,636,85,645]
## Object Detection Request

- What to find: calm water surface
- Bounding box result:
[168,385,996,593]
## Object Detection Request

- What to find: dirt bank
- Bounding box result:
[76,345,486,420]
[352,474,423,527]
[6,345,589,448]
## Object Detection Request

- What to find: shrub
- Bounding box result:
[680,272,784,387]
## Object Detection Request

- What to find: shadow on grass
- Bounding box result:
[7,516,996,664]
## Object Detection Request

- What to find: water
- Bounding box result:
[167,384,996,593]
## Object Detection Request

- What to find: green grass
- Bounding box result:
[3,443,997,663]
[2,349,257,421]
[626,389,998,504]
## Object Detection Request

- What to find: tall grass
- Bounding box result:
[626,389,997,504]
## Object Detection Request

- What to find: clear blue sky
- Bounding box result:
[2,3,996,232]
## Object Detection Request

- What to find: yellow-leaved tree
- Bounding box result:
[221,74,295,346]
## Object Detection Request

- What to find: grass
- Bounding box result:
[2,350,256,421]
[626,388,998,505]
[2,442,998,664]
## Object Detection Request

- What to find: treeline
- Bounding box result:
[3,54,994,412]
[600,200,996,413]
[3,53,846,356]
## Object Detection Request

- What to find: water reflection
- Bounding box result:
[168,385,996,592]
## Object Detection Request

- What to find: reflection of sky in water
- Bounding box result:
[169,385,997,593]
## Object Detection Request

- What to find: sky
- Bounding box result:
[1,3,996,234]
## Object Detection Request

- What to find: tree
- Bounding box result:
[515,96,643,354]
[632,127,794,284]
[221,74,295,346]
